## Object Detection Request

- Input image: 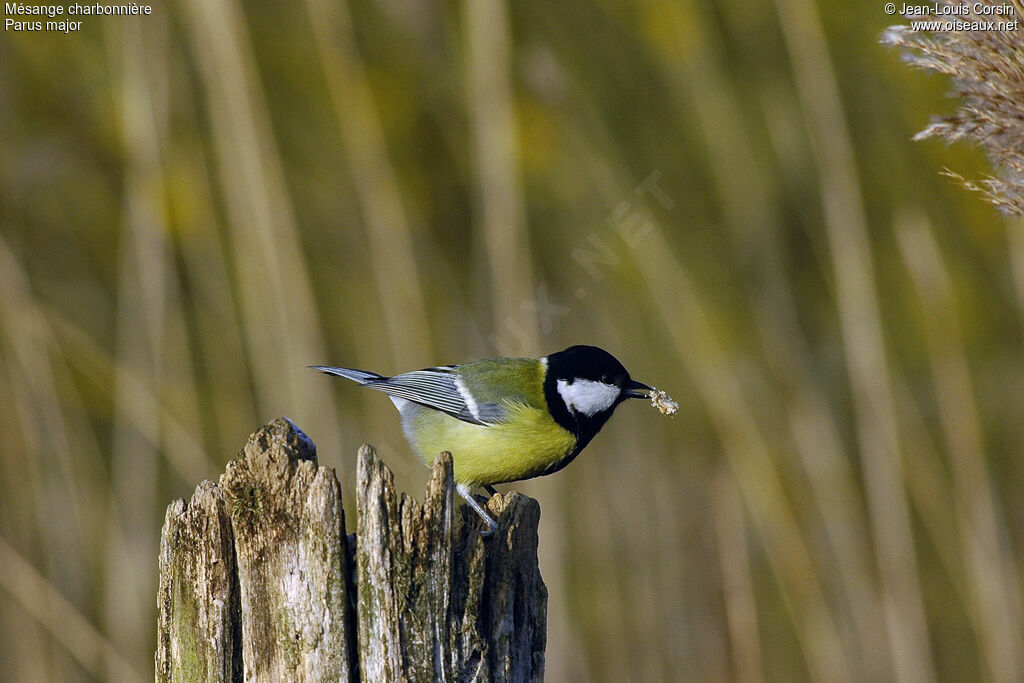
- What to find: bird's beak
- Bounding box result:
[624,379,653,399]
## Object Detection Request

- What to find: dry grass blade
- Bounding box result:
[1007,220,1024,324]
[464,0,540,356]
[0,535,145,682]
[774,0,936,679]
[660,3,890,673]
[896,209,1023,680]
[178,0,344,460]
[556,94,849,677]
[302,0,436,368]
[0,236,110,679]
[713,469,764,683]
[104,15,169,661]
[633,224,850,682]
[43,307,213,484]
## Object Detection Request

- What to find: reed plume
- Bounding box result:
[883,1,1024,213]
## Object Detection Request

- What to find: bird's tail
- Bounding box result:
[309,366,387,384]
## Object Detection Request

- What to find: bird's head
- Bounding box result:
[543,345,651,447]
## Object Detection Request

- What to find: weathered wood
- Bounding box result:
[219,417,354,682]
[356,446,547,682]
[156,417,546,682]
[156,480,241,682]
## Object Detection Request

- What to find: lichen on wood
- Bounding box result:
[155,480,240,682]
[156,417,546,682]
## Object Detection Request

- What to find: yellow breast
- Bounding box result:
[406,400,577,487]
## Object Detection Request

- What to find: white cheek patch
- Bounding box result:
[557,379,620,417]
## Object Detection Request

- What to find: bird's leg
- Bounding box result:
[456,483,498,537]
[483,484,499,498]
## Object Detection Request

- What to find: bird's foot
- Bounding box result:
[457,483,498,537]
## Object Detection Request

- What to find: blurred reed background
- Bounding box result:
[2,0,1023,680]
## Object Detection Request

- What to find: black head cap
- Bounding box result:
[548,345,629,384]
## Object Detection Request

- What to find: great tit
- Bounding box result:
[312,345,653,535]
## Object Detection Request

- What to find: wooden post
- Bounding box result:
[155,417,547,682]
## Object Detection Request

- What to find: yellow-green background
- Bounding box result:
[2,1,1022,680]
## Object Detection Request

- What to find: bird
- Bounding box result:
[312,345,655,535]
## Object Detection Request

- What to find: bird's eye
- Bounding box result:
[601,373,613,384]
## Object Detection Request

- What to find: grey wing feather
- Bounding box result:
[473,402,508,423]
[312,365,500,426]
[310,366,385,384]
[373,369,469,416]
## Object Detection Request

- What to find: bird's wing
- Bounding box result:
[370,367,509,426]
[310,366,385,384]
[313,359,549,426]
